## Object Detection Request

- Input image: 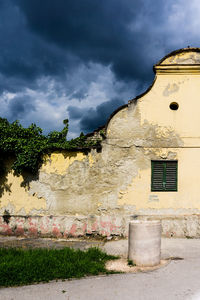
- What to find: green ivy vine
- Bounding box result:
[0,118,101,175]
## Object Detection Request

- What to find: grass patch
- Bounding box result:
[0,247,118,287]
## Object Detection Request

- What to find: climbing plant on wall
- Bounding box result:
[0,118,100,175]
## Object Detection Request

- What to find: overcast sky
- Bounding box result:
[0,0,200,138]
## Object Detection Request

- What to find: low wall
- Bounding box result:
[1,214,200,239]
[1,148,200,239]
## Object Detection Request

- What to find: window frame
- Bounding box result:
[151,160,178,192]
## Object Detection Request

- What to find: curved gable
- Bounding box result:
[157,48,200,65]
[106,47,200,148]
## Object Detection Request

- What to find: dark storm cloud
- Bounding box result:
[8,95,35,121]
[5,96,35,125]
[2,0,196,89]
[1,0,183,93]
[78,98,125,132]
[0,0,82,93]
[0,0,199,135]
[67,106,85,120]
[13,0,166,83]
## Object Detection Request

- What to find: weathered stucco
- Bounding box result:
[41,152,86,175]
[1,48,200,238]
[160,49,200,65]
[0,167,46,215]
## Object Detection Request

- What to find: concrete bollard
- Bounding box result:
[128,220,162,267]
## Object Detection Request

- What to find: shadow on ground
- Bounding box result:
[0,236,105,251]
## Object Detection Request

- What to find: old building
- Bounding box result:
[1,47,200,238]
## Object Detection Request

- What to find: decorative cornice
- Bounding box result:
[154,64,200,74]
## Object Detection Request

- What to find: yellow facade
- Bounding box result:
[107,48,200,215]
[0,170,46,214]
[118,148,200,213]
[41,152,86,175]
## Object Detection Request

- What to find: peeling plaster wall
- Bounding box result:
[1,49,200,238]
[0,167,46,216]
[160,50,200,65]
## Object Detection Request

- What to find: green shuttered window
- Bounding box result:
[151,161,177,191]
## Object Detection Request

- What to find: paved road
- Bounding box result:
[1,238,200,300]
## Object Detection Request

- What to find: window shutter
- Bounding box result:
[151,161,177,192]
[165,161,177,191]
[151,161,164,191]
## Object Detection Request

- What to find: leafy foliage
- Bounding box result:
[0,247,117,287]
[127,259,136,266]
[0,118,100,175]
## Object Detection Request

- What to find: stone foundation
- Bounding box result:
[0,214,200,238]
